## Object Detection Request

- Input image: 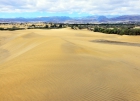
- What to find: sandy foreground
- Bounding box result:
[0,28,140,101]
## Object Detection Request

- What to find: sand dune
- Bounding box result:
[0,28,140,101]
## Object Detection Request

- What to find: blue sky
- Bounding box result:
[0,12,92,18]
[0,0,140,18]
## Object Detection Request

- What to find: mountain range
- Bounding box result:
[0,15,140,23]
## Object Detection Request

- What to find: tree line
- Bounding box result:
[69,24,140,35]
[0,23,140,35]
[94,27,140,35]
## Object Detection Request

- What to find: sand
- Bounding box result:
[0,28,140,101]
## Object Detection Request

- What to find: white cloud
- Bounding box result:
[0,0,140,15]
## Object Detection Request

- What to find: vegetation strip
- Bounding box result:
[0,23,140,35]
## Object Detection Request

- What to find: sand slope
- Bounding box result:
[0,29,140,101]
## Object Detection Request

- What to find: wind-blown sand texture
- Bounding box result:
[0,28,140,101]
